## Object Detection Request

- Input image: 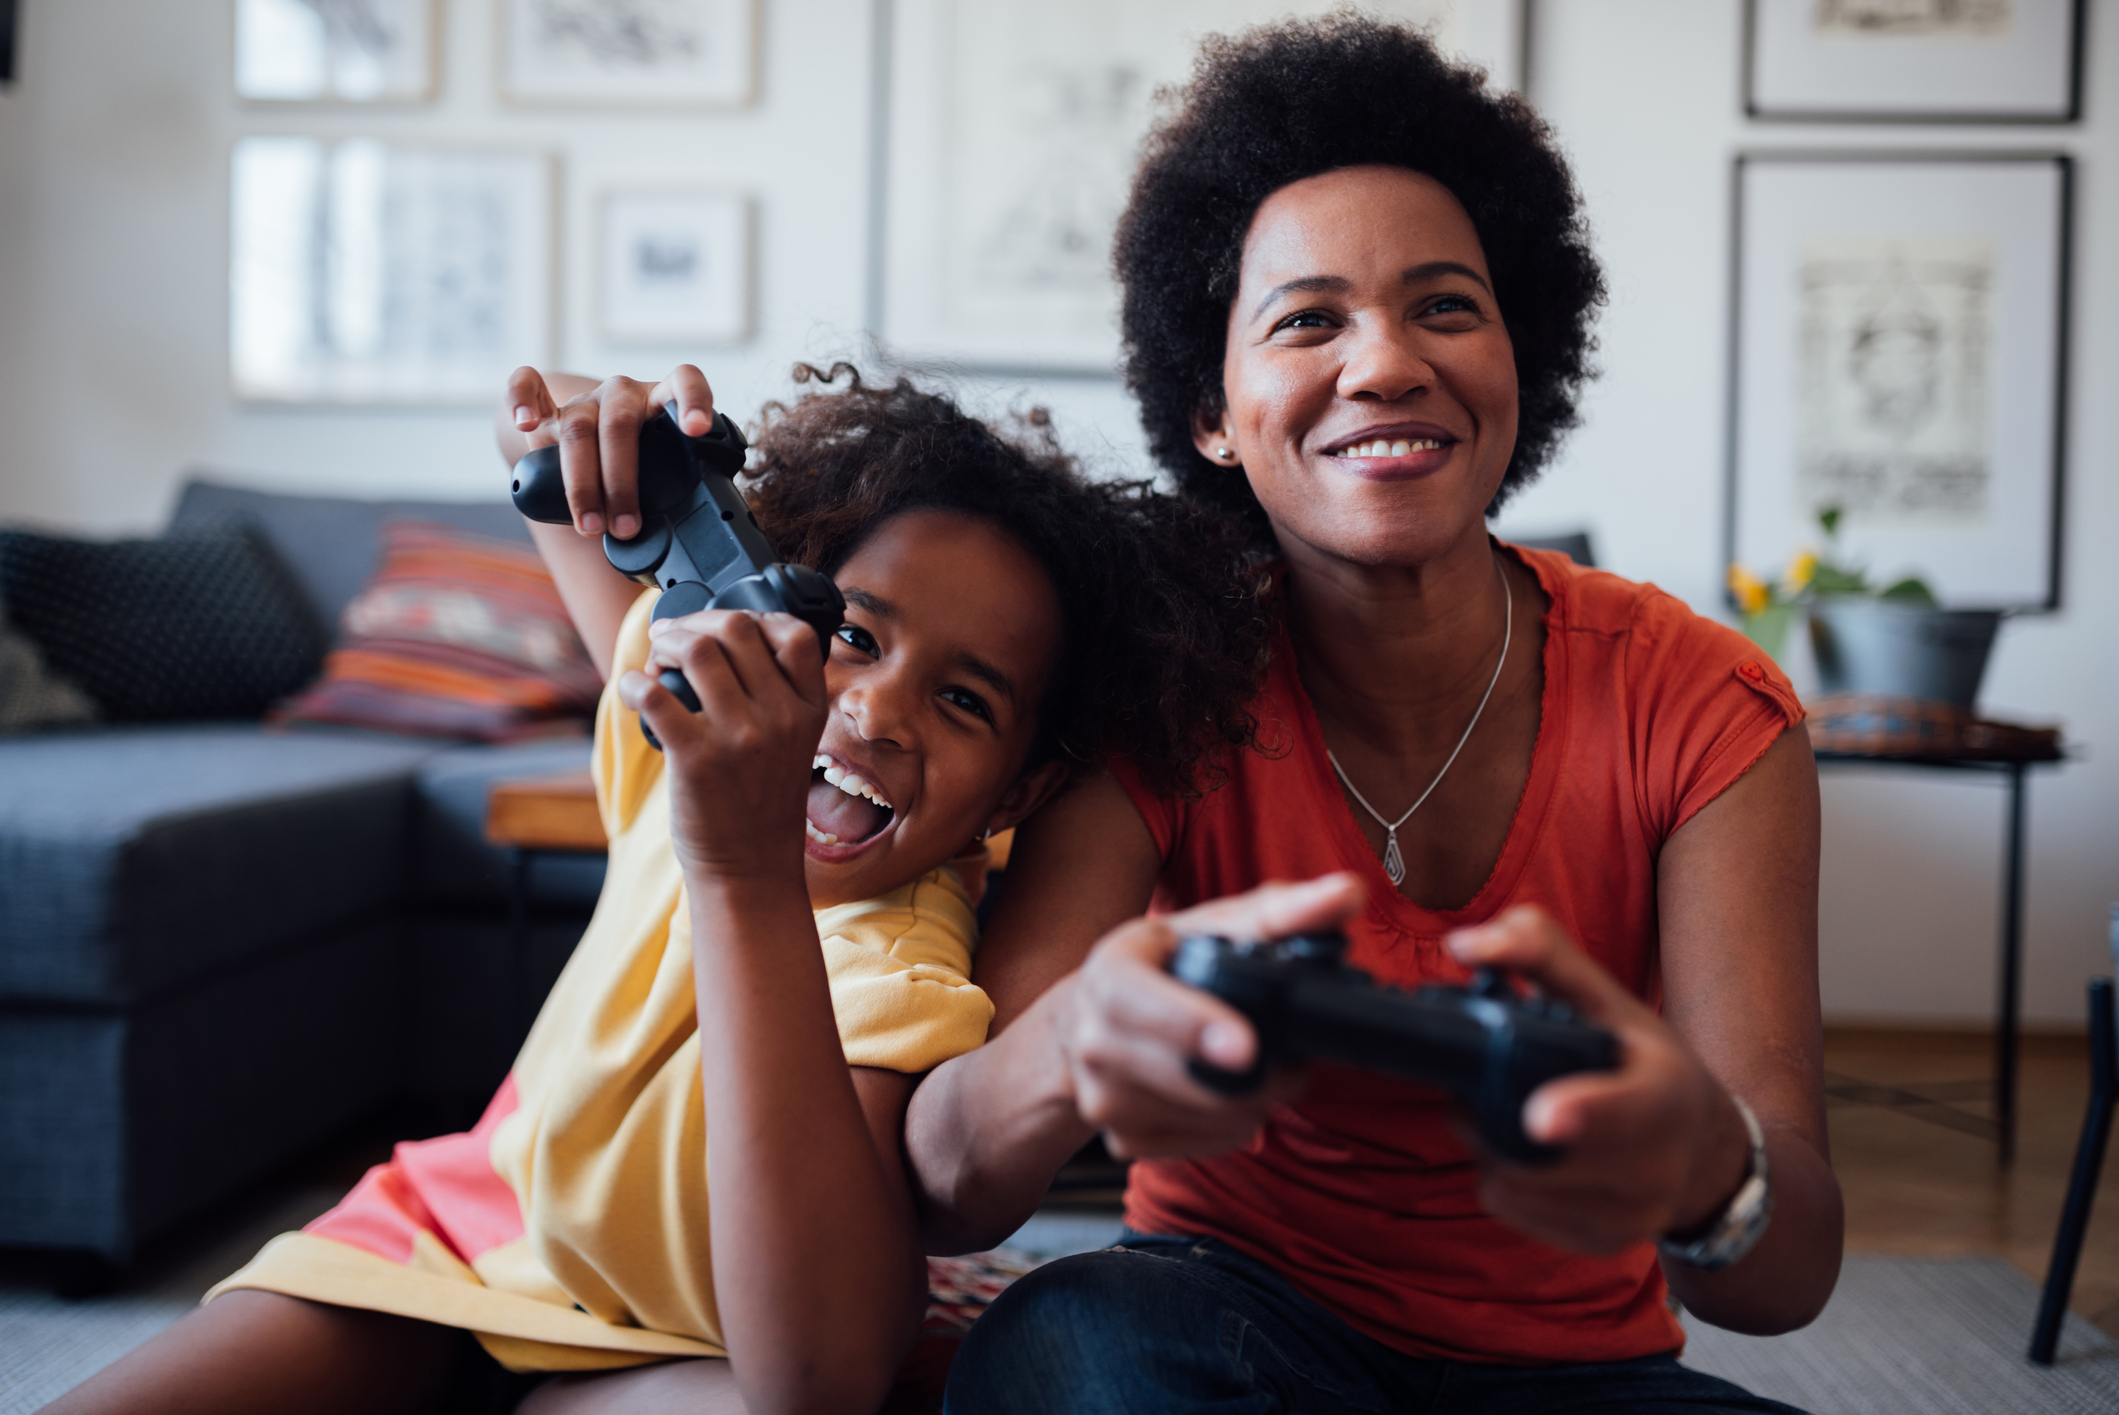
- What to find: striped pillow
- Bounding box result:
[276,520,600,742]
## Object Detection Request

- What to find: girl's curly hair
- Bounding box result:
[1114,11,1605,540]
[741,364,1268,796]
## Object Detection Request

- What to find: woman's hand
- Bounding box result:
[505,363,717,541]
[1056,874,1365,1159]
[618,608,827,884]
[1445,905,1753,1255]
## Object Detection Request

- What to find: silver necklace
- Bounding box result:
[1326,560,1513,888]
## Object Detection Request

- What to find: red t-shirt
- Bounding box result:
[1106,544,1803,1366]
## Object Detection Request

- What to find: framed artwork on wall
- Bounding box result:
[229,139,555,404]
[874,0,1524,373]
[234,0,440,104]
[599,190,753,345]
[499,0,757,108]
[1726,153,2071,612]
[1744,0,2085,123]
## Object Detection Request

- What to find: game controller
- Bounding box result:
[1170,930,1620,1165]
[511,404,845,749]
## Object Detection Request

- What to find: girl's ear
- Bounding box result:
[983,760,1071,839]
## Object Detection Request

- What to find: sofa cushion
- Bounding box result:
[414,735,606,909]
[276,522,601,743]
[170,479,532,634]
[0,525,325,721]
[0,723,437,1004]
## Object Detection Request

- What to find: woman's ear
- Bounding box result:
[1190,404,1241,469]
[984,760,1071,839]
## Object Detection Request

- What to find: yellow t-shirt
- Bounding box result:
[209,589,994,1370]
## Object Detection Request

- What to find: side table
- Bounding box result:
[485,770,607,1032]
[1815,742,2067,1163]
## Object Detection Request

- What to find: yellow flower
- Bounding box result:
[1727,563,1770,616]
[1786,549,1818,592]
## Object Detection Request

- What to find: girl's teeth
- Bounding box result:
[805,820,839,846]
[817,761,890,810]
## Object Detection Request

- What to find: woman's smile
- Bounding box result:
[1319,419,1461,481]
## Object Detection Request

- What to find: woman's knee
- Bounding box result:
[945,1247,1216,1413]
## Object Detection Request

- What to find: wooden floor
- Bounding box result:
[1827,1026,2117,1338]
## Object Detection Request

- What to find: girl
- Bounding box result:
[43,365,1263,1415]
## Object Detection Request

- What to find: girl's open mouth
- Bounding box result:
[805,755,897,856]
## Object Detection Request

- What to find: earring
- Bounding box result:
[1215,447,1236,462]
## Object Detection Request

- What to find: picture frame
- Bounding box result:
[229,139,555,405]
[234,0,440,104]
[1725,153,2071,612]
[874,0,1525,374]
[1744,0,2085,123]
[598,189,754,346]
[498,0,758,108]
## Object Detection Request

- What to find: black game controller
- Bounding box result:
[1171,930,1620,1165]
[511,404,845,749]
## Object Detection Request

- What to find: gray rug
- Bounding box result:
[5,1224,2113,1415]
[0,1182,346,1414]
[1682,1256,2119,1415]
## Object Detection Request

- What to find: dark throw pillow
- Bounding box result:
[0,524,325,721]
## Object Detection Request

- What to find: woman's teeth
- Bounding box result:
[806,821,840,845]
[1342,438,1443,458]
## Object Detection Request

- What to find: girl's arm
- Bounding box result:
[498,364,718,680]
[628,610,924,1415]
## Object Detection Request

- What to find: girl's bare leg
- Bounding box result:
[519,1359,747,1415]
[37,1289,459,1415]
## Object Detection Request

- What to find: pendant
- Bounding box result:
[1383,829,1405,887]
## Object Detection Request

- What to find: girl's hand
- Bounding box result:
[1055,875,1364,1159]
[505,364,716,541]
[618,608,828,883]
[1445,905,1754,1255]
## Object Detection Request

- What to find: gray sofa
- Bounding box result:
[0,478,608,1276]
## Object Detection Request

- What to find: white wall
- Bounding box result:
[1,0,2112,1023]
[0,0,882,529]
[1499,0,2119,1027]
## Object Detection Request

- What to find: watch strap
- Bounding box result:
[1656,1095,1773,1273]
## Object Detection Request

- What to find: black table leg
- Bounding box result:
[1996,762,2028,1165]
[2030,977,2116,1364]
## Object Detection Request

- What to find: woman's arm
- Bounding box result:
[499,364,717,679]
[1450,726,1841,1333]
[904,773,1363,1253]
[631,609,924,1415]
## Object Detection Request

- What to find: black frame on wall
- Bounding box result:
[1722,150,2074,614]
[1742,0,2088,125]
[1,0,18,86]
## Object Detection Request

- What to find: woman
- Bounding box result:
[908,16,1842,1412]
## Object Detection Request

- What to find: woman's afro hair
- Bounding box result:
[1114,11,1605,538]
[742,364,1269,795]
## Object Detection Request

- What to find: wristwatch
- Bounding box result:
[1656,1095,1772,1272]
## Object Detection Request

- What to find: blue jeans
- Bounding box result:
[944,1235,1807,1415]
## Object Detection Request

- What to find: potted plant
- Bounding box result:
[1729,508,2003,711]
